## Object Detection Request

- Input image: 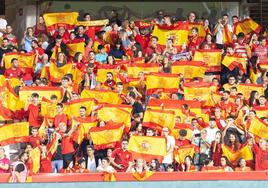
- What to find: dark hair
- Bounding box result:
[150,158,160,171]
[55,35,62,40]
[31,93,39,98]
[73,52,83,62]
[220,156,233,169]
[179,129,187,137]
[249,90,260,107]
[222,13,229,17]
[83,13,90,18]
[192,27,198,33]
[57,103,63,108]
[80,106,87,111]
[226,133,240,151]
[106,72,113,76]
[116,82,123,86]
[11,58,18,63]
[223,90,230,95]
[102,157,110,163]
[98,45,105,50]
[237,32,245,39]
[86,145,95,150]
[232,15,238,19]
[128,91,136,99]
[15,163,25,173]
[151,36,159,41]
[50,95,58,100]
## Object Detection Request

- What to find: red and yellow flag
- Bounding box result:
[96,64,120,83]
[172,123,193,140]
[236,83,265,99]
[81,89,122,104]
[248,117,268,140]
[174,144,198,164]
[97,104,131,130]
[40,97,58,119]
[258,62,268,70]
[0,102,12,121]
[49,62,73,83]
[253,106,268,118]
[222,55,247,73]
[3,82,24,112]
[146,73,180,95]
[64,98,96,118]
[171,61,207,78]
[132,57,145,64]
[66,39,85,57]
[152,23,189,48]
[193,49,222,70]
[3,52,36,70]
[128,135,167,162]
[47,137,59,155]
[72,67,85,85]
[183,82,217,101]
[143,109,175,131]
[223,25,232,44]
[132,171,154,181]
[222,144,253,163]
[0,122,29,146]
[72,117,98,144]
[19,86,62,107]
[127,63,161,78]
[76,19,109,27]
[43,12,79,32]
[233,18,262,35]
[188,22,206,38]
[30,147,41,174]
[89,124,124,150]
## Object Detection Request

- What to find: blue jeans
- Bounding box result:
[52,160,63,173]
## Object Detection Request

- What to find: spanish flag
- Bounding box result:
[47,137,59,155]
[97,104,131,130]
[81,89,122,104]
[38,117,49,138]
[236,83,265,99]
[174,144,198,164]
[29,147,40,174]
[193,49,222,70]
[19,86,62,107]
[258,62,268,70]
[64,98,96,118]
[222,144,253,163]
[188,22,206,38]
[3,52,36,70]
[146,73,180,95]
[253,106,268,118]
[152,23,189,48]
[233,18,262,35]
[128,135,167,162]
[248,117,268,140]
[49,62,73,83]
[72,67,85,85]
[132,57,145,64]
[43,12,79,32]
[4,82,24,112]
[172,123,193,140]
[143,109,175,131]
[72,117,98,144]
[221,55,247,73]
[0,122,29,146]
[0,75,5,89]
[89,124,124,150]
[66,39,85,57]
[223,25,232,45]
[0,102,12,121]
[127,63,161,78]
[7,77,22,88]
[183,82,217,101]
[171,61,207,78]
[76,19,109,27]
[40,97,58,119]
[132,171,154,181]
[96,64,120,83]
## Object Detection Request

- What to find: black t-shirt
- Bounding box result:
[132,101,144,115]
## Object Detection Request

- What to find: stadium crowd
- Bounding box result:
[0,9,267,182]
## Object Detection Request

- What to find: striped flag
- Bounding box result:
[171,61,207,78]
[233,18,261,35]
[81,89,122,104]
[222,144,253,163]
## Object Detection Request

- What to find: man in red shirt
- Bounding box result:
[104,72,116,90]
[111,139,133,172]
[52,103,68,130]
[4,58,24,78]
[0,146,10,173]
[144,36,163,61]
[253,139,268,170]
[28,127,42,148]
[24,93,41,128]
[175,129,191,148]
[217,90,236,117]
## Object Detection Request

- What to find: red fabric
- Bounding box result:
[175,139,191,148]
[253,144,268,170]
[40,154,52,173]
[61,135,75,155]
[210,141,222,166]
[28,104,41,127]
[111,148,133,172]
[4,68,23,78]
[0,157,10,173]
[135,34,150,52]
[28,135,41,148]
[53,31,70,44]
[54,114,68,129]
[144,45,163,57]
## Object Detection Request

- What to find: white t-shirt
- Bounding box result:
[162,135,175,164]
[0,18,7,37]
[87,156,97,172]
[215,23,233,45]
[97,165,115,173]
[205,127,219,144]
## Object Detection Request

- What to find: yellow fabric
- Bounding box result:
[183,83,217,101]
[43,12,79,28]
[96,66,118,83]
[76,19,109,27]
[66,41,85,57]
[127,64,160,78]
[128,135,167,157]
[64,99,96,118]
[236,84,265,99]
[222,56,247,71]
[3,86,24,111]
[40,98,58,119]
[72,67,84,85]
[30,147,41,174]
[188,23,206,38]
[193,50,222,67]
[171,62,206,78]
[0,122,29,143]
[3,53,35,69]
[103,172,117,182]
[132,171,154,181]
[81,89,122,104]
[234,18,261,35]
[222,144,253,163]
[248,118,268,140]
[49,63,73,83]
[174,145,196,164]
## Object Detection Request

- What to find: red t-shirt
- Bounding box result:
[4,68,23,78]
[28,135,41,148]
[61,134,75,155]
[175,139,191,148]
[54,114,68,129]
[40,154,52,173]
[253,144,268,170]
[0,157,10,173]
[144,45,163,57]
[111,148,133,172]
[135,34,150,52]
[28,104,41,127]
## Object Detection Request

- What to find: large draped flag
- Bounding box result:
[97,104,132,130]
[222,144,253,163]
[233,18,261,35]
[183,82,217,101]
[96,64,120,83]
[19,86,62,107]
[40,97,58,119]
[174,144,198,164]
[236,83,265,99]
[223,25,232,44]
[49,62,73,83]
[146,73,180,95]
[0,102,12,121]
[127,63,161,78]
[221,55,247,73]
[30,147,41,174]
[253,106,268,118]
[172,123,193,140]
[43,12,79,32]
[143,109,175,131]
[64,98,96,118]
[72,117,98,144]
[3,82,24,112]
[3,52,36,70]
[171,61,207,78]
[128,135,167,162]
[89,123,124,150]
[81,89,122,104]
[188,22,206,38]
[248,117,268,140]
[152,23,189,48]
[0,122,29,146]
[66,39,85,57]
[193,49,222,71]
